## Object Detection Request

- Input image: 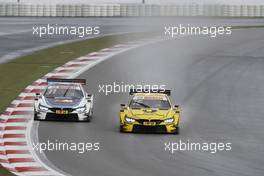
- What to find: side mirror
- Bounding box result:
[173,105,180,112]
[120,104,127,112]
[87,94,92,102]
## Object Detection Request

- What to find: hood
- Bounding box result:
[129,108,171,120]
[45,97,82,108]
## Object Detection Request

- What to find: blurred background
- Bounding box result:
[0,0,263,5]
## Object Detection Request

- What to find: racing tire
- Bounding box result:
[34,110,39,120]
[120,126,125,133]
[88,109,93,118]
[86,116,91,122]
[85,109,93,122]
[173,127,180,135]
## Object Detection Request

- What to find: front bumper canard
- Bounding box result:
[121,123,178,134]
[35,108,89,121]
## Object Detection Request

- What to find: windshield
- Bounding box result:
[44,84,84,99]
[129,96,171,109]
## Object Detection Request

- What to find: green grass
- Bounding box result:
[0,165,15,176]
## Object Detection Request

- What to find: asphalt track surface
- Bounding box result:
[1,17,264,63]
[37,28,264,176]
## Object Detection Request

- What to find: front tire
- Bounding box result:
[34,110,39,120]
[120,126,124,133]
[85,109,93,122]
[88,109,93,118]
[174,127,180,134]
[86,117,91,122]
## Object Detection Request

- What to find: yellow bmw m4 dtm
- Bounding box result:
[119,89,180,134]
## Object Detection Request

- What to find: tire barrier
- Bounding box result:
[0,3,263,17]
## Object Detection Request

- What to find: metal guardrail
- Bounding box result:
[0,3,263,17]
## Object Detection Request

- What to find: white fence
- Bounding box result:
[0,3,264,17]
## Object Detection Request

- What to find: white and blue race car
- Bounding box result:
[34,78,93,121]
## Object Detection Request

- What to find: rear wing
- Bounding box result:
[47,78,86,85]
[129,89,171,96]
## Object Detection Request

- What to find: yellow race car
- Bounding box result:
[119,89,180,134]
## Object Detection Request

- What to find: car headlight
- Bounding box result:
[125,117,135,123]
[39,104,49,111]
[76,106,86,113]
[164,118,174,124]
